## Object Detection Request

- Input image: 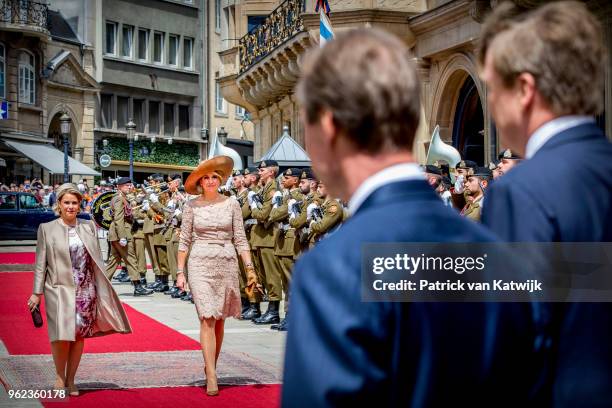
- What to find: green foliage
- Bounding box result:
[102,138,199,167]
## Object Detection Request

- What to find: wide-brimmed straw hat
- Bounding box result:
[184,156,234,195]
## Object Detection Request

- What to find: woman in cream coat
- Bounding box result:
[28,183,132,396]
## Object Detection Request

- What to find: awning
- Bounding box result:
[3,140,100,176]
[259,127,310,167]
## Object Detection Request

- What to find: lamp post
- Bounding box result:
[60,113,71,183]
[218,126,228,145]
[126,119,136,181]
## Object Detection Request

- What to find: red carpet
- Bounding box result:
[43,385,281,408]
[0,272,201,354]
[0,252,35,264]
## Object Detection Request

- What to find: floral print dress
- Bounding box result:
[67,225,97,338]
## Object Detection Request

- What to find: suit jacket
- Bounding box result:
[282,179,534,407]
[34,218,132,342]
[482,122,612,406]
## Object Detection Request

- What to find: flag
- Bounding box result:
[0,101,7,120]
[315,0,334,47]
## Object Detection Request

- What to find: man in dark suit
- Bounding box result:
[479,2,612,406]
[282,28,534,407]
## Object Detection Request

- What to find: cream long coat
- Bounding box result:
[34,218,132,342]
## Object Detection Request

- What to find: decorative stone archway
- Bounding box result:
[429,52,489,163]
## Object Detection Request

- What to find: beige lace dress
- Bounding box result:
[179,196,250,320]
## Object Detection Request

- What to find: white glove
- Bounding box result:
[173,208,182,217]
[166,199,175,210]
[149,193,159,203]
[454,175,465,194]
[119,238,128,247]
[247,191,256,206]
[288,199,297,219]
[272,191,283,208]
[306,203,319,221]
[250,200,259,210]
[141,200,150,211]
[145,187,154,194]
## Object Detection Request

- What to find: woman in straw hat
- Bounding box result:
[176,155,260,396]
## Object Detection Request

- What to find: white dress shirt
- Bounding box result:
[525,116,595,159]
[348,163,424,214]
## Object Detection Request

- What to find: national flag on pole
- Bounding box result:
[315,0,334,47]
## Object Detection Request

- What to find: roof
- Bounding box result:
[48,10,82,44]
[259,127,310,166]
[3,139,100,176]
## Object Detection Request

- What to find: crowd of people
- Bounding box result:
[0,177,117,210]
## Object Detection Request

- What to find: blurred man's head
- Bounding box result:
[297,28,421,201]
[317,182,328,199]
[478,1,605,156]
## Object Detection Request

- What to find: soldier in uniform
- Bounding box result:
[130,193,149,285]
[268,168,303,331]
[289,169,320,252]
[307,181,343,247]
[145,174,171,292]
[104,177,153,296]
[163,174,186,296]
[496,148,522,177]
[460,166,493,222]
[241,167,264,319]
[450,160,478,210]
[249,160,282,325]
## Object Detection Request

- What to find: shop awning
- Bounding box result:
[3,140,100,176]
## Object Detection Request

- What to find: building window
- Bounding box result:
[215,81,226,114]
[0,43,5,99]
[153,32,164,64]
[248,15,267,32]
[122,25,134,58]
[138,28,149,61]
[179,105,190,138]
[105,21,117,55]
[235,105,246,118]
[215,0,221,31]
[100,94,113,128]
[183,37,193,70]
[164,103,175,137]
[133,99,145,132]
[117,96,129,130]
[168,35,178,66]
[18,51,35,104]
[149,101,160,134]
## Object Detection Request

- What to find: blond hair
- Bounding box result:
[297,28,421,153]
[478,1,606,116]
[53,183,83,216]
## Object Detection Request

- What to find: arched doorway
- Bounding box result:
[452,76,485,165]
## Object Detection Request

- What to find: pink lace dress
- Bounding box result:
[179,197,250,320]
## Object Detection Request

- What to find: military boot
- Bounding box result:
[242,303,261,320]
[154,275,170,292]
[146,275,162,290]
[253,301,280,325]
[241,297,250,315]
[133,281,154,296]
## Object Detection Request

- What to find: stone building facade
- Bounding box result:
[219,0,612,164]
[0,1,99,185]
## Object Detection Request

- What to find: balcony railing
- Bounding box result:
[0,0,48,31]
[239,0,306,74]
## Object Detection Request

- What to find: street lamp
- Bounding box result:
[126,119,136,181]
[218,126,228,145]
[60,113,71,183]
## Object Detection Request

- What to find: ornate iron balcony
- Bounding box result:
[0,0,48,31]
[239,0,306,74]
